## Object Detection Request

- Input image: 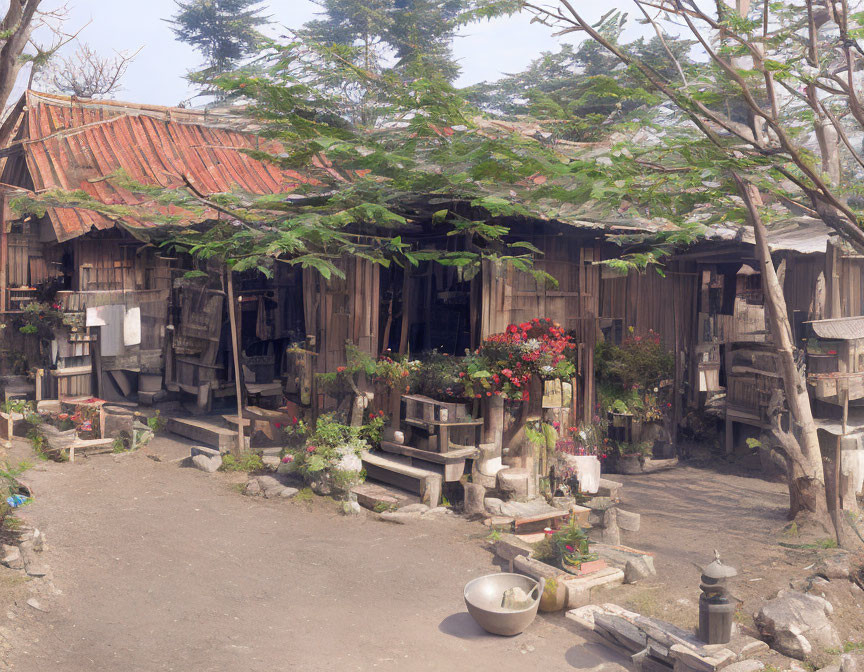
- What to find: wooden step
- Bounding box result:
[379,441,476,482]
[361,451,442,508]
[168,417,238,451]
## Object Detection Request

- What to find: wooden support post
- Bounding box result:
[226,268,244,456]
[399,267,411,355]
[0,195,7,315]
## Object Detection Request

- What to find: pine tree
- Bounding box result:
[168,0,271,74]
[302,0,465,82]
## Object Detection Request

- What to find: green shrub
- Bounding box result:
[219,452,265,472]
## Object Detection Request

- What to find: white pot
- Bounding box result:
[562,454,601,494]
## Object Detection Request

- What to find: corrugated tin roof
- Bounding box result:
[704,216,832,254]
[9,91,313,242]
[807,316,864,340]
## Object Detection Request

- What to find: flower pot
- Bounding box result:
[538,577,567,612]
[560,454,601,494]
[617,453,643,475]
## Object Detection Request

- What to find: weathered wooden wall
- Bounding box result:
[304,256,380,376]
[480,230,602,420]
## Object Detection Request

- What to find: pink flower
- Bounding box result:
[566,545,574,552]
[306,445,316,453]
[281,455,294,463]
[274,422,282,429]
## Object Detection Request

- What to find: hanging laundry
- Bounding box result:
[86,305,125,356]
[124,306,141,346]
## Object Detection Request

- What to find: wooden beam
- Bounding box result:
[0,194,7,314]
[226,268,244,456]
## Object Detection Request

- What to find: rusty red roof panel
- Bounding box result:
[19,93,311,242]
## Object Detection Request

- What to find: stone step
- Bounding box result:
[361,451,442,508]
[379,441,476,481]
[168,417,238,451]
[351,481,421,512]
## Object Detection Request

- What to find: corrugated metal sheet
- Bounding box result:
[705,217,831,254]
[807,316,864,340]
[12,91,313,242]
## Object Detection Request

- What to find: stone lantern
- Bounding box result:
[698,550,737,645]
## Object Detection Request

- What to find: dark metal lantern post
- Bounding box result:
[698,550,737,645]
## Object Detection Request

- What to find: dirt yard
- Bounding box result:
[0,437,630,672]
[0,441,859,671]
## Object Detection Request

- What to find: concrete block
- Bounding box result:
[617,509,641,532]
[497,467,530,500]
[494,534,534,563]
[562,567,625,609]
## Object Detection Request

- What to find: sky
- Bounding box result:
[20,0,603,108]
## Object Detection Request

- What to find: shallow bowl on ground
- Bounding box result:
[463,572,542,636]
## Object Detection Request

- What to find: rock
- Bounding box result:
[336,446,363,474]
[600,508,621,545]
[399,503,430,514]
[463,482,486,516]
[814,554,851,581]
[501,586,533,610]
[244,479,262,496]
[257,474,294,498]
[190,445,221,459]
[26,598,47,613]
[484,497,507,516]
[341,501,364,516]
[617,509,641,532]
[722,661,764,672]
[0,545,22,570]
[20,544,48,577]
[597,478,623,501]
[624,558,655,584]
[191,454,221,473]
[754,590,840,660]
[841,653,864,672]
[497,468,530,500]
[262,455,280,470]
[592,543,656,584]
[309,478,332,497]
[378,511,421,524]
[279,487,299,498]
[423,506,454,516]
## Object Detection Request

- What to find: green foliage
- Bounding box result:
[0,460,31,528]
[147,411,166,434]
[283,415,367,494]
[533,520,597,570]
[168,0,270,74]
[219,452,265,472]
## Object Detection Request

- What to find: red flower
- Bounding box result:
[274,422,282,429]
[458,372,465,378]
[369,413,375,420]
[336,366,346,373]
[379,410,384,416]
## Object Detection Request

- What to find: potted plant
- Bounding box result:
[615,441,653,474]
[280,414,368,497]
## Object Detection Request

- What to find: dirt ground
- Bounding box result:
[1,440,861,671]
[608,464,864,648]
[0,437,631,672]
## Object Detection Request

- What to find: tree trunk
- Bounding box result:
[733,175,837,540]
[0,1,42,111]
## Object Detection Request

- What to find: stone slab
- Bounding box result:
[562,568,626,609]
